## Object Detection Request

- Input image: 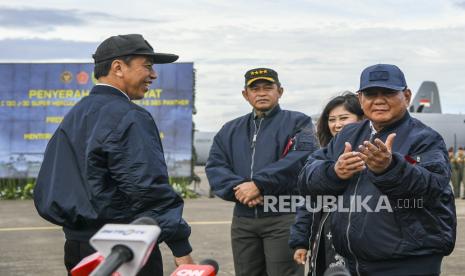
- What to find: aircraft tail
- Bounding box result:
[409,81,442,113]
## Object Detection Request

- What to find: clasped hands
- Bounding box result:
[234,181,263,207]
[334,133,396,180]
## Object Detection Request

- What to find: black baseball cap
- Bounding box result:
[244,68,280,86]
[92,34,178,64]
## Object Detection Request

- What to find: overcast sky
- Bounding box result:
[1,0,464,131]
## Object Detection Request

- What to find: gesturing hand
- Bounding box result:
[334,142,366,180]
[358,133,396,174]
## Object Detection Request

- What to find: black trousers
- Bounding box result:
[64,239,163,276]
[231,215,304,276]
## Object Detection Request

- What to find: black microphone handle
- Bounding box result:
[92,245,134,276]
[200,259,219,274]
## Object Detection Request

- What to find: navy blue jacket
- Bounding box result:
[34,85,192,257]
[206,105,318,218]
[298,112,456,275]
[289,205,315,251]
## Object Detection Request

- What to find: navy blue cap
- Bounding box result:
[359,64,407,91]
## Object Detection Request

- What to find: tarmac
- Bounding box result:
[0,166,464,276]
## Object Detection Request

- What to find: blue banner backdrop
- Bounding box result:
[0,63,193,178]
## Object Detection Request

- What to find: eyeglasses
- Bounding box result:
[359,88,404,99]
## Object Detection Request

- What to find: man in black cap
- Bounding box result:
[298,64,456,275]
[34,34,193,275]
[206,68,317,276]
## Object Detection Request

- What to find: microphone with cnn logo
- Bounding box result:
[170,259,219,276]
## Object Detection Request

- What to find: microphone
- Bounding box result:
[71,252,105,276]
[323,265,351,276]
[170,259,219,276]
[71,217,161,276]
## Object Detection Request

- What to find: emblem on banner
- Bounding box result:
[61,71,73,84]
[76,71,89,85]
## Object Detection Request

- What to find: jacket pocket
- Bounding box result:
[393,207,427,255]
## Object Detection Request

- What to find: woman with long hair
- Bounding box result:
[317,92,364,147]
[289,92,363,276]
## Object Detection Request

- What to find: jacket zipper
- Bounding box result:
[346,131,376,275]
[346,173,362,276]
[308,205,316,274]
[251,118,263,218]
[311,208,330,276]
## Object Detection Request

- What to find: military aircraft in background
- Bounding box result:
[409,81,442,114]
[409,81,465,152]
[194,81,465,165]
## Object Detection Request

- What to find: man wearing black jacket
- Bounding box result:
[34,34,193,275]
[299,64,456,276]
[206,68,318,276]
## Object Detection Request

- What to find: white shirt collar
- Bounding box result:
[95,83,130,101]
[369,121,378,140]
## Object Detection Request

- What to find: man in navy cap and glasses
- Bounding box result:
[298,64,456,275]
[34,34,193,275]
